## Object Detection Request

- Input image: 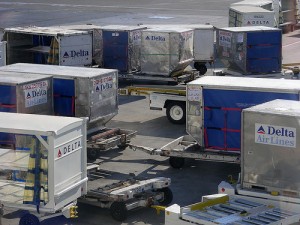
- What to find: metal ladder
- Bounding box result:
[181,198,300,225]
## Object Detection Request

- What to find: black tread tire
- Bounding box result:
[166,102,186,124]
[87,148,99,161]
[117,144,128,150]
[110,202,128,222]
[157,187,173,206]
[194,62,207,75]
[19,214,40,225]
[169,157,185,169]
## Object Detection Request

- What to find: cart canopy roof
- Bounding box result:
[189,76,300,93]
[218,26,280,32]
[244,99,300,117]
[0,71,51,85]
[230,5,274,13]
[4,26,90,36]
[0,112,85,135]
[0,63,117,78]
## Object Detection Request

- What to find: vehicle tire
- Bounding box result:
[110,202,128,222]
[157,187,173,206]
[166,102,186,124]
[169,157,185,169]
[194,62,207,75]
[19,213,40,225]
[117,144,128,150]
[87,148,99,161]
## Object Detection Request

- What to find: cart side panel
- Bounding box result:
[193,28,214,61]
[16,77,53,115]
[242,100,300,195]
[141,31,171,76]
[0,42,7,66]
[102,30,129,72]
[59,34,93,66]
[5,32,33,65]
[90,72,118,126]
[53,126,87,208]
[187,84,300,152]
[53,78,75,116]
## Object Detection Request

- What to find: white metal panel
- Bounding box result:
[0,112,83,135]
[0,63,117,78]
[0,42,6,67]
[59,34,93,66]
[4,26,89,36]
[188,76,300,93]
[193,28,214,61]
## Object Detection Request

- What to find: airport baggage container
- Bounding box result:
[0,41,6,66]
[100,25,146,73]
[0,71,53,145]
[0,63,118,132]
[140,27,194,77]
[0,112,88,225]
[216,26,281,74]
[229,6,275,27]
[242,99,300,196]
[186,76,300,153]
[3,26,93,67]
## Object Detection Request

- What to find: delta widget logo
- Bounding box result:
[255,123,296,148]
[256,126,265,134]
[63,50,89,58]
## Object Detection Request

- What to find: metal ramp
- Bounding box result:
[181,198,300,225]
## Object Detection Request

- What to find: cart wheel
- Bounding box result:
[19,213,40,225]
[194,62,207,75]
[117,144,128,150]
[169,157,185,169]
[110,202,128,221]
[87,148,99,161]
[157,187,173,206]
[166,102,186,124]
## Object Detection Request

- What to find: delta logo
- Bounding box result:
[256,124,295,137]
[257,126,265,134]
[63,50,89,58]
[255,123,296,148]
[145,35,166,41]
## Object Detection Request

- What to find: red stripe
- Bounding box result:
[0,104,16,108]
[220,128,240,133]
[221,107,241,111]
[206,146,240,151]
[204,128,209,148]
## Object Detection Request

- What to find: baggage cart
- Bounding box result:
[129,76,300,168]
[81,165,172,221]
[3,26,93,67]
[0,63,118,132]
[0,112,88,225]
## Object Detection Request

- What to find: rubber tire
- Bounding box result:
[19,214,40,225]
[87,148,99,161]
[166,102,186,124]
[194,62,207,75]
[169,157,185,169]
[157,187,173,206]
[110,202,128,222]
[117,144,128,150]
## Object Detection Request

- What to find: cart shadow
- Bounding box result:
[108,117,186,139]
[118,95,146,105]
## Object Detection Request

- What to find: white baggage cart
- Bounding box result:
[0,112,88,225]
